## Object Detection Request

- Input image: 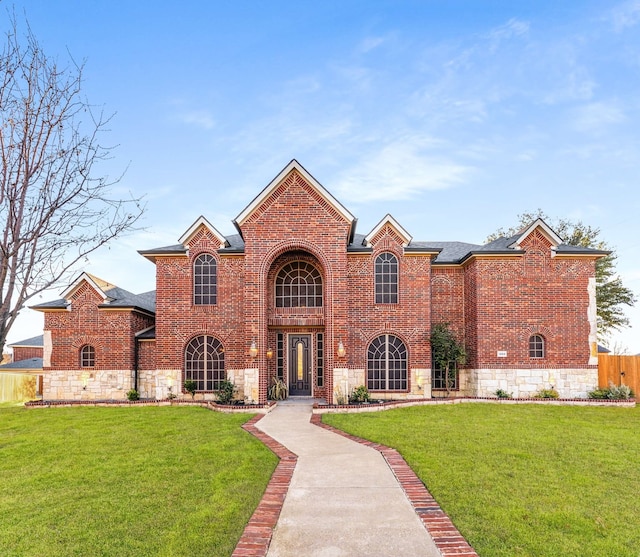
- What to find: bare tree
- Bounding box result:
[0,14,144,354]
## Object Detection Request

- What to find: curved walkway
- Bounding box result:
[234,399,478,557]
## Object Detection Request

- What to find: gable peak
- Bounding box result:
[364,214,412,247]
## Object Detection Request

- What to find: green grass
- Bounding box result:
[324,404,640,557]
[0,406,278,556]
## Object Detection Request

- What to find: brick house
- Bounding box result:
[33,160,606,403]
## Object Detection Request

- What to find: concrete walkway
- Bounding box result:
[255,399,441,557]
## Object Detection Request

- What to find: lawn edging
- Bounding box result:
[313,396,635,413]
[25,398,276,413]
[232,415,297,557]
[311,413,479,557]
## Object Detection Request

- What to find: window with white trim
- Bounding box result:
[184,335,225,391]
[375,252,398,304]
[194,253,217,305]
[367,334,407,390]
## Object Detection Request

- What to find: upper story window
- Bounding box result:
[194,253,217,305]
[80,344,95,367]
[375,252,398,304]
[275,261,322,308]
[529,334,545,358]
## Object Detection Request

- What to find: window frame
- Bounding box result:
[193,253,217,306]
[184,335,225,392]
[80,344,95,368]
[374,252,398,304]
[275,261,323,308]
[367,334,407,391]
[529,334,545,359]
[431,363,459,391]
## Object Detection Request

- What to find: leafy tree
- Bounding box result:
[487,210,636,339]
[430,323,466,395]
[0,14,144,354]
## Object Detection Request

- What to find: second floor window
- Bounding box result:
[375,252,398,304]
[194,253,217,305]
[275,261,323,308]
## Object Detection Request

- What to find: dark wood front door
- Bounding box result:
[288,334,312,396]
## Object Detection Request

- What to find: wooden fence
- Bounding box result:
[598,354,640,396]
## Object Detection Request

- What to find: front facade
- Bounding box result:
[34,160,605,403]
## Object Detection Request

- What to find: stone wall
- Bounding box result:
[462,367,598,399]
[44,368,133,400]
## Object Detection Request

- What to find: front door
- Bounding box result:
[288,334,312,396]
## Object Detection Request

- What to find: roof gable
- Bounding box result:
[178,216,229,248]
[509,218,563,250]
[364,214,412,248]
[233,160,355,233]
[61,273,114,303]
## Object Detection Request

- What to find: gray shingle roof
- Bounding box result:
[31,286,156,313]
[9,335,44,348]
[0,357,43,371]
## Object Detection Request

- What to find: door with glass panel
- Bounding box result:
[288,334,311,396]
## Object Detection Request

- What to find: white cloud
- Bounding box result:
[332,136,472,202]
[179,109,216,130]
[610,0,640,32]
[358,36,386,54]
[573,101,625,132]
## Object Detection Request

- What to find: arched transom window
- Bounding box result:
[529,334,545,358]
[194,253,217,305]
[275,261,323,308]
[184,335,225,391]
[367,334,407,391]
[375,252,398,304]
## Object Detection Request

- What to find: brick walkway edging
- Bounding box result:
[310,414,479,557]
[232,415,297,557]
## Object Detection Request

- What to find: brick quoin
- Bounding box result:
[34,160,604,401]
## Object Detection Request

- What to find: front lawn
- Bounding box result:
[324,403,640,557]
[0,406,278,556]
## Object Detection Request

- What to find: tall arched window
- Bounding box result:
[529,334,545,358]
[275,261,323,308]
[367,334,407,391]
[184,336,225,391]
[375,252,398,304]
[194,253,217,305]
[80,344,95,367]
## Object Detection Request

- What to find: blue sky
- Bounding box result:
[5,0,640,353]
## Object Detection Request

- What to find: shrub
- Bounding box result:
[268,377,288,400]
[349,385,371,403]
[216,379,236,405]
[495,389,512,399]
[533,388,559,399]
[589,382,635,400]
[126,389,140,401]
[183,380,197,399]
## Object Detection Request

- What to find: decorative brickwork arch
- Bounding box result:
[259,240,335,401]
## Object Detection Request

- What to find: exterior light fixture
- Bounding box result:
[81,372,89,390]
[337,340,346,358]
[249,340,258,358]
[266,347,274,360]
[166,375,174,392]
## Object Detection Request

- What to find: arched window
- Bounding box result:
[367,334,407,391]
[375,252,398,304]
[80,345,95,368]
[275,261,323,308]
[194,253,217,305]
[184,336,225,391]
[529,334,545,358]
